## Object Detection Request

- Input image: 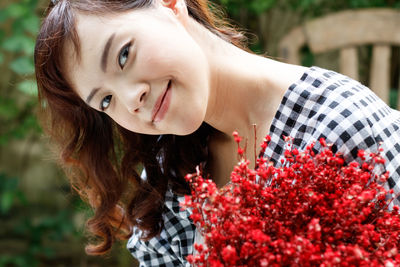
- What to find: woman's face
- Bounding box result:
[64,0,210,135]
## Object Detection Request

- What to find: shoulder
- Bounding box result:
[270,66,400,158]
[280,66,381,124]
[267,66,400,187]
[127,189,195,267]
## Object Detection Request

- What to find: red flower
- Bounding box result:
[181,133,400,266]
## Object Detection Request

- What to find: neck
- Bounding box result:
[186,17,306,143]
[206,52,282,137]
[184,19,308,186]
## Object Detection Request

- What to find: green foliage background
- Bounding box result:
[0,0,398,266]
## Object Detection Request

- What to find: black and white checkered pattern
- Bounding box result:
[127,189,195,267]
[265,67,400,204]
[127,66,400,266]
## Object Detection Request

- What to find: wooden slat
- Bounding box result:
[304,9,400,53]
[278,9,399,110]
[278,26,306,65]
[340,47,359,80]
[370,45,391,103]
[398,74,400,110]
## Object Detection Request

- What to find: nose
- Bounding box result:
[120,83,149,114]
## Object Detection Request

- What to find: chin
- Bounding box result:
[175,118,204,136]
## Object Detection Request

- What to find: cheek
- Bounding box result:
[137,30,204,79]
[139,45,189,79]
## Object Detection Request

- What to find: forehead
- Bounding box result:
[75,11,121,37]
[72,7,158,48]
[72,11,126,58]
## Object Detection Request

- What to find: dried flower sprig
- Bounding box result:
[181,132,400,266]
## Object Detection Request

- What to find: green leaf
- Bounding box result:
[5,3,27,18]
[9,57,35,75]
[389,89,398,109]
[250,0,277,14]
[3,176,18,191]
[0,98,18,119]
[1,191,15,214]
[0,9,10,23]
[15,191,27,205]
[2,35,35,55]
[42,247,55,257]
[0,30,5,43]
[21,14,40,34]
[0,53,3,64]
[17,80,38,96]
[2,35,24,52]
[299,0,316,9]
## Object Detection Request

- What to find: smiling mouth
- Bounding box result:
[151,80,172,123]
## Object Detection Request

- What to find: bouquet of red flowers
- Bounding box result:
[181,132,400,266]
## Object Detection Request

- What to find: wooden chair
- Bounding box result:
[278,8,400,109]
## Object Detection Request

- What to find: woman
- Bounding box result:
[35,0,400,265]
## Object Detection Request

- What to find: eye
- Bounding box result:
[118,42,131,69]
[100,95,112,111]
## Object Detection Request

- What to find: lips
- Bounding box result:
[151,80,172,123]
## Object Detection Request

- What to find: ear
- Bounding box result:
[161,0,189,24]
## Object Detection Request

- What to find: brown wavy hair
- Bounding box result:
[34,0,248,255]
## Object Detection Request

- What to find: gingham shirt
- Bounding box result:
[127,66,400,266]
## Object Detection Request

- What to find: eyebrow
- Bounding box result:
[86,33,116,105]
[85,87,100,104]
[101,33,116,72]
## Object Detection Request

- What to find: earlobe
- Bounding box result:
[160,0,176,7]
[161,0,188,18]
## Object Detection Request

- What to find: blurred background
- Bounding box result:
[0,0,399,266]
